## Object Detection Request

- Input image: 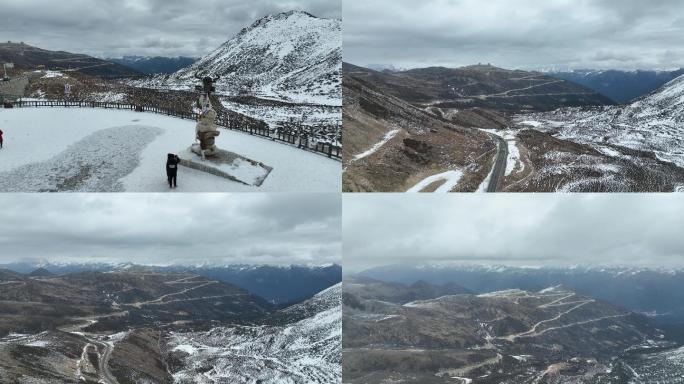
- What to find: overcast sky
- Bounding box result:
[344,0,684,71]
[344,194,684,272]
[1,0,340,58]
[0,194,340,266]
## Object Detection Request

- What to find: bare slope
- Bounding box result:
[345,63,613,113]
[343,71,496,192]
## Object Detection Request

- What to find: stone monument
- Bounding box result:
[191,74,221,159]
[177,72,273,187]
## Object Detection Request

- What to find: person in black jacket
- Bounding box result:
[166,153,180,188]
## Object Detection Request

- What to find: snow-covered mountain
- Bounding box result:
[138,11,341,106]
[519,74,684,168]
[168,283,341,383]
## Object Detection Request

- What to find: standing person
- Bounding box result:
[0,128,4,149]
[166,153,180,188]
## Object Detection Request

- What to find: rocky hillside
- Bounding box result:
[168,283,341,383]
[137,11,341,106]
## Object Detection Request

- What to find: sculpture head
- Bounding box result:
[194,72,221,95]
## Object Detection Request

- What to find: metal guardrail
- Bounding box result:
[8,100,342,160]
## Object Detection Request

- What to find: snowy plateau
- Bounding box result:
[0,108,340,192]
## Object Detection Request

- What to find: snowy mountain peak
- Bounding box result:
[137,11,341,105]
[245,10,319,31]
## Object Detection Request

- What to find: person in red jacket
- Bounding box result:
[0,129,4,149]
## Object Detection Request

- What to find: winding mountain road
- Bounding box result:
[63,318,120,384]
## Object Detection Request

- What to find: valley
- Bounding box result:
[343,63,684,192]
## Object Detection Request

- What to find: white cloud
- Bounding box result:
[344,0,684,70]
[343,194,684,271]
[1,0,341,58]
[0,194,341,266]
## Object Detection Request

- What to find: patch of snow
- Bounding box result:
[519,120,542,128]
[353,129,400,161]
[42,70,65,79]
[173,344,199,355]
[407,170,463,193]
[25,340,49,347]
[505,137,522,176]
[477,163,495,193]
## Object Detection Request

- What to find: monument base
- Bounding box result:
[179,144,273,187]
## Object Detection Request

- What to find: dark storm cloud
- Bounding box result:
[0,194,341,266]
[344,0,684,70]
[343,194,684,272]
[1,0,340,58]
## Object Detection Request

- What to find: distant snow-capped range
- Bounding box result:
[360,263,684,276]
[107,55,197,75]
[1,260,339,271]
[130,11,341,106]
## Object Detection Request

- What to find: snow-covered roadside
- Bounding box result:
[478,128,524,177]
[353,129,401,161]
[476,163,494,193]
[0,108,340,192]
[407,170,463,193]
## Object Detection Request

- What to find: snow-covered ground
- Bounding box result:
[169,284,341,384]
[0,108,340,192]
[518,74,684,168]
[220,98,341,133]
[407,170,463,193]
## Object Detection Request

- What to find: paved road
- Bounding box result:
[486,136,508,192]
